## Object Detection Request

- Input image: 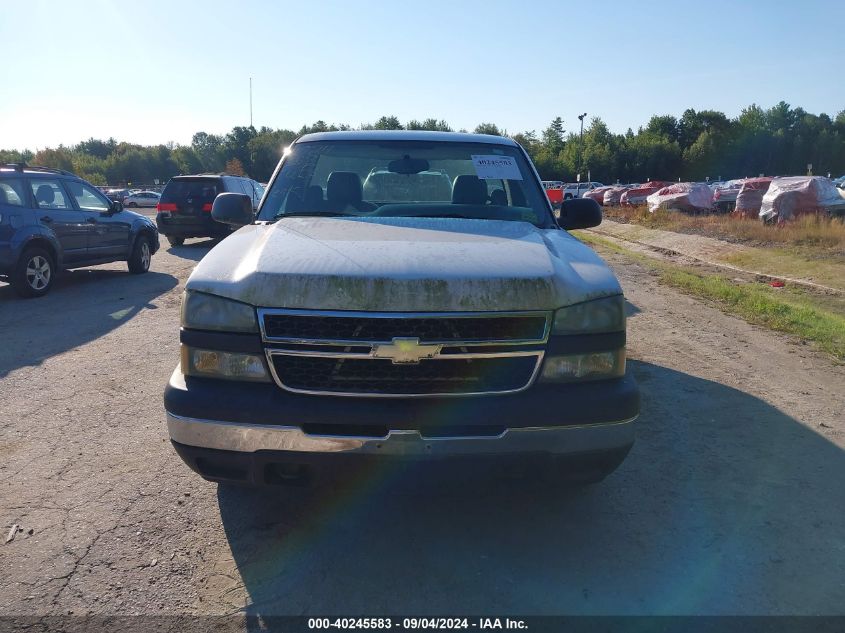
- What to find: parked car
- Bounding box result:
[602,185,631,206]
[165,130,640,487]
[124,190,161,208]
[0,164,159,297]
[647,182,714,214]
[155,174,263,246]
[621,181,669,206]
[583,186,614,205]
[733,177,772,218]
[760,176,845,223]
[105,188,130,203]
[563,181,605,200]
[712,180,743,213]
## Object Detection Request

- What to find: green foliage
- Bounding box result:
[32,147,74,172]
[4,104,844,187]
[407,118,452,132]
[373,116,404,130]
[474,123,503,136]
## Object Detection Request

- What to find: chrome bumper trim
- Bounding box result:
[166,412,636,457]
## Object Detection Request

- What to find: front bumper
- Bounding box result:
[167,411,636,457]
[165,365,639,484]
[156,213,231,238]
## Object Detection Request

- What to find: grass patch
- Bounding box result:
[660,268,845,360]
[604,205,845,251]
[576,231,845,360]
[722,249,845,292]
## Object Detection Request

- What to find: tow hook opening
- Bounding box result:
[264,463,312,486]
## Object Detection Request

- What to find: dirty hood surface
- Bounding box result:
[186,217,621,311]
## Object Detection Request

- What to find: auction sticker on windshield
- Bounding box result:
[471,155,523,180]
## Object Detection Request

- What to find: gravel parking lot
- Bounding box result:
[2,228,844,616]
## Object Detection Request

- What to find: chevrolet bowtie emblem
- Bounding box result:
[372,337,442,364]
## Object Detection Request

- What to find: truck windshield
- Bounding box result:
[258,140,553,227]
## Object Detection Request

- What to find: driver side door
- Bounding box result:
[63,181,130,259]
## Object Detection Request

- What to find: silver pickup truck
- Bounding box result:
[165,131,639,486]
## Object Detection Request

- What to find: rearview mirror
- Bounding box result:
[558,197,602,230]
[109,200,123,213]
[211,193,254,226]
[388,155,430,175]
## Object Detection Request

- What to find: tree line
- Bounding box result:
[2,102,844,186]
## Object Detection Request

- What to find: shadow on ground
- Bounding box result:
[166,239,220,261]
[0,267,177,377]
[217,361,845,616]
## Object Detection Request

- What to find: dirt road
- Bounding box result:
[1,237,844,617]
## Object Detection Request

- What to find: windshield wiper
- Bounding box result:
[272,211,356,220]
[405,213,480,220]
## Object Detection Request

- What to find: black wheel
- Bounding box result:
[127,201,137,208]
[564,194,573,200]
[166,235,184,247]
[128,234,152,274]
[12,247,55,298]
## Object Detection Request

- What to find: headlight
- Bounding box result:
[181,346,269,382]
[552,295,625,334]
[181,291,257,333]
[540,349,626,383]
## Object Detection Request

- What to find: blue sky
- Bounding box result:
[1,0,842,150]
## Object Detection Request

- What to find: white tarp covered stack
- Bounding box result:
[733,177,772,218]
[759,176,844,222]
[647,182,714,213]
[603,186,628,206]
[583,186,613,205]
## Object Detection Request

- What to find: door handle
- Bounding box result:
[86,217,98,224]
[40,216,53,224]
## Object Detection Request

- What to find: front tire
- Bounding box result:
[128,234,152,274]
[166,235,185,247]
[12,247,55,297]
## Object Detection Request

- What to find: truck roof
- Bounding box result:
[296,130,520,146]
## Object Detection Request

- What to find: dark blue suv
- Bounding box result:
[0,164,160,297]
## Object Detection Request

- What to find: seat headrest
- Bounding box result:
[326,172,363,207]
[489,188,508,206]
[452,175,487,205]
[35,184,55,205]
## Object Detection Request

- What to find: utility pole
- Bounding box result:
[249,77,253,128]
[577,112,587,180]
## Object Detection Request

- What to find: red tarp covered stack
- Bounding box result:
[733,177,772,218]
[583,186,613,205]
[621,182,669,206]
[647,182,714,213]
[759,176,845,222]
[603,186,628,206]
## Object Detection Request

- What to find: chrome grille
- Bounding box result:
[261,311,549,344]
[258,309,550,397]
[271,355,540,396]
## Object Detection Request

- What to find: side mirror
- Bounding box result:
[109,200,123,213]
[558,197,602,230]
[211,193,254,227]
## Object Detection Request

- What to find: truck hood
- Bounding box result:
[186,217,621,311]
